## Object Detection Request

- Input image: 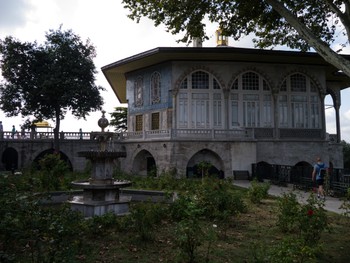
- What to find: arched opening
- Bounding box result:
[256,161,273,181]
[132,150,157,176]
[290,161,313,183]
[186,149,224,178]
[2,147,18,172]
[33,149,73,171]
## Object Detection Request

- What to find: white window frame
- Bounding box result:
[278,73,321,129]
[229,71,273,128]
[177,70,223,129]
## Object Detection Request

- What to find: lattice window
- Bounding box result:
[291,74,306,92]
[151,112,160,130]
[278,73,321,128]
[177,70,223,129]
[231,79,238,90]
[213,79,221,89]
[192,71,209,89]
[135,115,143,131]
[229,71,272,128]
[151,72,161,104]
[180,77,188,89]
[242,72,259,90]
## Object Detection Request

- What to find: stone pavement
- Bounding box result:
[233,180,345,215]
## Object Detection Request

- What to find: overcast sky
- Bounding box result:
[0,0,349,142]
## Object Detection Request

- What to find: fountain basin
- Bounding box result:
[71,180,131,189]
[69,195,131,217]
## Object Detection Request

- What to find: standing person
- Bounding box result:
[79,128,83,140]
[312,157,327,200]
[11,125,16,139]
[0,121,3,139]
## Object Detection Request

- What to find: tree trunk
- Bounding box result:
[265,0,350,78]
[54,110,61,153]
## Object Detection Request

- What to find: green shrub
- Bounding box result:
[195,177,247,220]
[340,187,350,216]
[129,202,166,241]
[0,176,86,262]
[247,179,270,204]
[37,153,70,191]
[276,192,300,232]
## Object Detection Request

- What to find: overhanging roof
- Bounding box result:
[101,47,350,103]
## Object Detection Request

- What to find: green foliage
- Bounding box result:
[277,193,329,243]
[170,194,204,221]
[247,179,270,204]
[85,212,118,236]
[109,106,128,132]
[122,0,350,78]
[37,153,70,191]
[197,161,212,179]
[0,175,86,262]
[267,236,321,263]
[276,192,300,232]
[175,216,204,263]
[114,170,199,193]
[122,0,342,50]
[252,193,329,262]
[340,187,350,216]
[129,202,166,241]
[0,26,104,150]
[195,177,247,220]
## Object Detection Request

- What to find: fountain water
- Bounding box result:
[69,111,131,217]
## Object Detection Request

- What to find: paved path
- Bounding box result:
[233,180,345,215]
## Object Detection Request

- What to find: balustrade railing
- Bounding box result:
[0,128,336,142]
[0,131,92,140]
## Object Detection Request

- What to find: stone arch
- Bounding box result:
[2,147,18,171]
[33,149,73,171]
[277,69,324,96]
[174,65,226,92]
[255,161,273,181]
[186,148,224,178]
[290,161,313,183]
[228,67,275,93]
[132,149,157,176]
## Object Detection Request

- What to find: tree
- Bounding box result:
[122,0,350,77]
[109,107,128,132]
[0,27,104,151]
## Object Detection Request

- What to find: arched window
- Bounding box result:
[177,70,223,129]
[230,71,273,128]
[134,76,143,107]
[278,73,321,128]
[150,72,161,104]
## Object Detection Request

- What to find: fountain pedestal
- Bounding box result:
[69,111,130,217]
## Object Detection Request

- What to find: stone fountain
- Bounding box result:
[69,111,131,217]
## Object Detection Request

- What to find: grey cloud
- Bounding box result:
[0,0,33,31]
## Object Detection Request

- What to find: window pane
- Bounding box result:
[278,95,288,127]
[231,101,239,126]
[179,93,188,127]
[213,78,221,89]
[136,115,143,131]
[231,79,238,90]
[151,112,160,130]
[262,95,272,127]
[192,71,209,89]
[180,77,188,89]
[242,72,259,90]
[291,74,306,92]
